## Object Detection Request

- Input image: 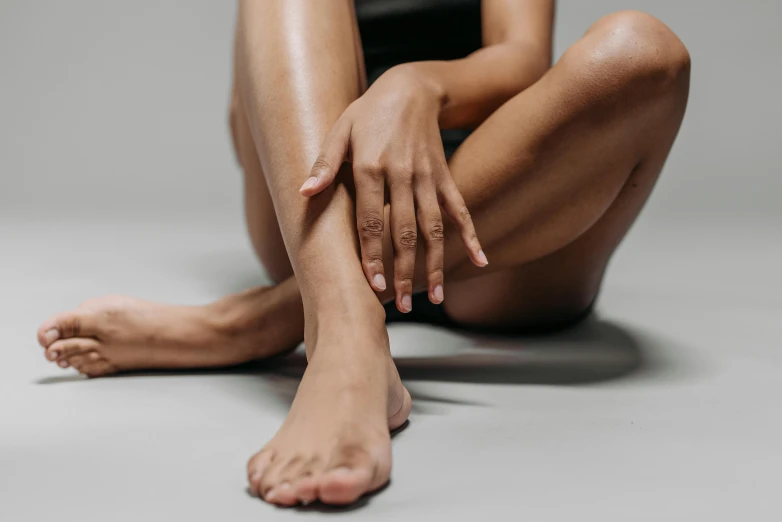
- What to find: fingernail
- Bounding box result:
[299,177,318,192]
[265,489,278,502]
[478,250,489,266]
[51,351,60,359]
[433,284,444,303]
[45,328,59,344]
[401,295,412,312]
[278,482,292,491]
[373,273,386,291]
[58,360,69,368]
[251,469,262,482]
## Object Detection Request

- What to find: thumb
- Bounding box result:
[300,117,352,196]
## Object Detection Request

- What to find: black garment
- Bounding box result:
[355,0,482,157]
[383,294,594,335]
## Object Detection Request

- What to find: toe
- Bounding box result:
[247,450,274,497]
[47,338,99,362]
[293,474,318,505]
[81,359,115,377]
[38,310,98,347]
[318,466,374,505]
[67,355,87,372]
[269,482,297,506]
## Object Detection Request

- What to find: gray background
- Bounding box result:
[1,0,780,520]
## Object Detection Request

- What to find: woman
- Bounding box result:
[36,0,689,507]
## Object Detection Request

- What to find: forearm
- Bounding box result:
[403,41,550,130]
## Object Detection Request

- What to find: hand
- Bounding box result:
[299,66,488,313]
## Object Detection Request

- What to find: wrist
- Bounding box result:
[387,62,447,110]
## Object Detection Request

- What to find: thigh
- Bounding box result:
[440,12,689,330]
[444,155,667,330]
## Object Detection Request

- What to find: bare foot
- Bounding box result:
[36,280,304,376]
[247,302,411,506]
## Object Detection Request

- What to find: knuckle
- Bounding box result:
[311,155,332,173]
[356,160,384,179]
[393,173,414,187]
[359,215,384,239]
[457,205,472,223]
[388,162,414,184]
[396,228,418,249]
[428,267,444,281]
[363,257,384,270]
[395,275,414,288]
[416,162,434,179]
[427,222,444,243]
[390,159,414,175]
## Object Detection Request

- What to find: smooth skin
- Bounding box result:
[36,0,689,508]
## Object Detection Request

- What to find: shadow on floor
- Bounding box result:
[225,315,683,412]
[34,315,686,414]
[265,316,660,385]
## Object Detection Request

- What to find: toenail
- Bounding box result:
[45,329,59,344]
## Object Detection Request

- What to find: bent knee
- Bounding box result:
[566,11,690,103]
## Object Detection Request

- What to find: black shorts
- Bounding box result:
[356,0,481,157]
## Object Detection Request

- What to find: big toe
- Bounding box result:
[37,310,97,347]
[318,466,375,505]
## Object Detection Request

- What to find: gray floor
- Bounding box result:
[1,1,780,520]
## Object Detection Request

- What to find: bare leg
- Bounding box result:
[235,0,410,507]
[36,7,689,506]
[241,8,689,506]
[234,10,689,330]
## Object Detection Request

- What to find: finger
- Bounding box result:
[300,115,352,196]
[354,162,387,292]
[415,179,445,304]
[390,179,417,313]
[438,174,487,267]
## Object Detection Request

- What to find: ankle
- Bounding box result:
[301,269,383,317]
[206,282,304,345]
[302,291,387,359]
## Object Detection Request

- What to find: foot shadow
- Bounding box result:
[35,374,88,385]
[244,480,392,513]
